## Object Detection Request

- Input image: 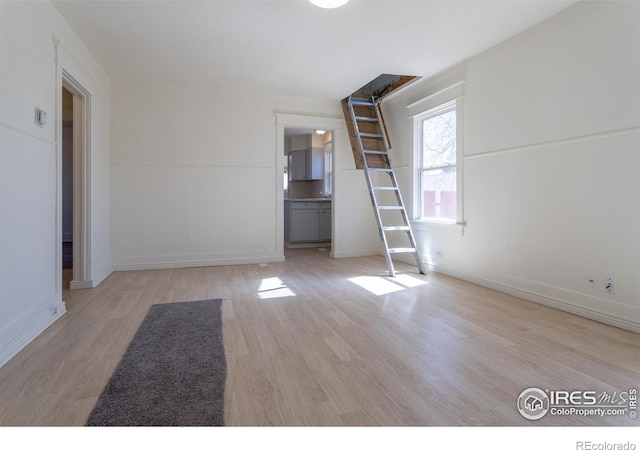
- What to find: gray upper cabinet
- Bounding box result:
[289,148,324,181]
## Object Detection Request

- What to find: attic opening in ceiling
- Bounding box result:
[348,74,419,102]
[342,74,419,170]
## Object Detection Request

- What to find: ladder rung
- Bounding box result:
[383,226,410,231]
[388,248,417,254]
[368,168,392,172]
[372,186,398,190]
[377,206,403,210]
[359,132,384,139]
[351,99,374,106]
[363,150,387,155]
[355,116,378,122]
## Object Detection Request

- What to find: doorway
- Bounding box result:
[283,127,333,250]
[62,87,74,274]
[60,74,91,289]
[275,114,343,259]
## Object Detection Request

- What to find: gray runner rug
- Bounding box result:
[86,299,226,426]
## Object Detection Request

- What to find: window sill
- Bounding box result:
[411,219,466,235]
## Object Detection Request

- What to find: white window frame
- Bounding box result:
[410,87,465,234]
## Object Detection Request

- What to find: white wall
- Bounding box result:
[111,80,379,270]
[0,1,112,367]
[383,1,640,331]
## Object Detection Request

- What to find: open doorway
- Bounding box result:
[283,127,334,250]
[62,87,74,274]
[60,74,91,289]
[275,114,343,259]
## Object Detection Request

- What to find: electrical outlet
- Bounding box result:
[605,277,615,293]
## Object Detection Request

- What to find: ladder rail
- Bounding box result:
[370,100,425,275]
[347,95,426,277]
[374,98,392,151]
[348,96,397,276]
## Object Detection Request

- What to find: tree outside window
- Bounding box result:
[419,105,457,222]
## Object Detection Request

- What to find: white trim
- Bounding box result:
[0,118,56,146]
[407,81,465,117]
[394,253,640,334]
[411,219,466,236]
[58,65,93,290]
[464,125,640,159]
[427,264,640,334]
[275,113,343,259]
[55,38,97,292]
[91,261,113,288]
[275,113,343,128]
[70,280,94,290]
[0,299,66,368]
[113,256,286,272]
[331,250,380,259]
[110,161,275,170]
[413,97,464,223]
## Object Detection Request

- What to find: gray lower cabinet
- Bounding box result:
[285,200,331,243]
[319,203,332,241]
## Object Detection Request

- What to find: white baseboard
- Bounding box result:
[285,242,331,249]
[393,254,639,334]
[113,255,285,272]
[331,250,380,259]
[0,300,66,369]
[70,280,94,289]
[68,262,113,290]
[91,262,113,288]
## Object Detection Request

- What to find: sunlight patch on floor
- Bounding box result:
[392,274,428,288]
[257,277,296,299]
[348,274,427,296]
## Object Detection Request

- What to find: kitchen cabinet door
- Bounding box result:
[289,150,308,181]
[308,148,324,180]
[290,206,320,242]
[319,204,332,241]
[288,149,324,181]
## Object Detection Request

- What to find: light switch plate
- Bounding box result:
[35,108,46,126]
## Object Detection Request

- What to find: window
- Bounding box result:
[283,166,289,191]
[416,101,460,223]
[323,147,332,197]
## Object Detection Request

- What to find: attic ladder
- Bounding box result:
[346,95,426,277]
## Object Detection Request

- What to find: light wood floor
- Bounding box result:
[0,248,638,426]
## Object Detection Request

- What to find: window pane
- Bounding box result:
[422,109,456,168]
[421,167,456,221]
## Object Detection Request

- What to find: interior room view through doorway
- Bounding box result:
[283,127,334,254]
[59,74,91,291]
[62,87,74,277]
[276,114,343,261]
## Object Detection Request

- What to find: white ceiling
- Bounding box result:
[52,0,577,100]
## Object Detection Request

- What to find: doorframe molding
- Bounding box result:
[275,113,343,258]
[55,40,93,291]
